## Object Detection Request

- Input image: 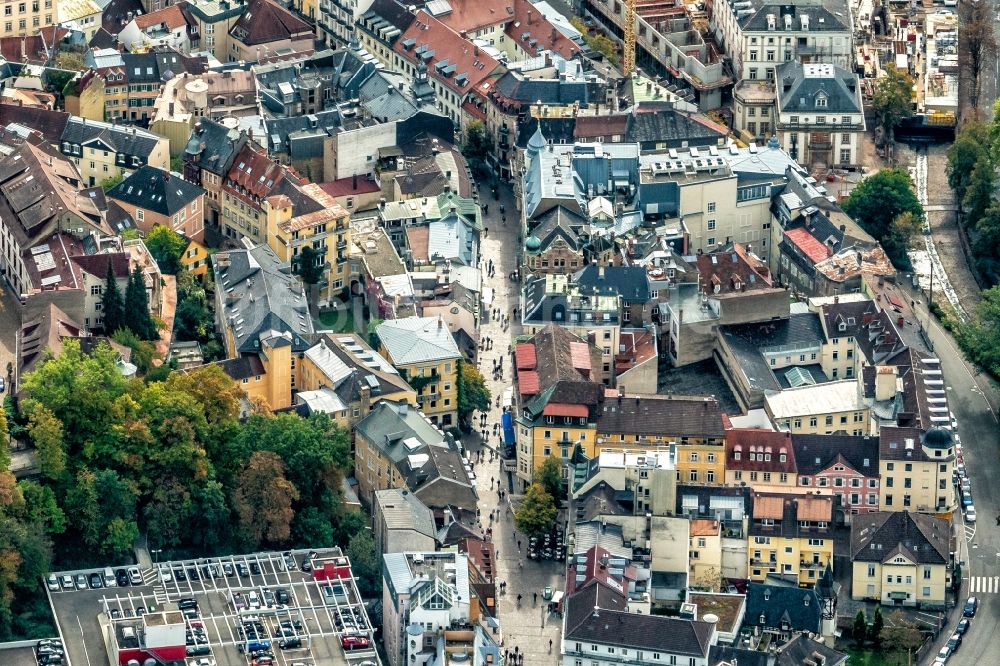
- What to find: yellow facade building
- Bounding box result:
[764,379,871,436]
[376,317,461,428]
[748,491,834,587]
[878,426,956,516]
[263,183,351,303]
[850,511,950,608]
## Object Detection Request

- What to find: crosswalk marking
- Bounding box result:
[140,567,158,586]
[969,576,1000,594]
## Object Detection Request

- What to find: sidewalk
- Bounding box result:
[462,181,564,665]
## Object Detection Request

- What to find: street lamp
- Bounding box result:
[151,548,163,565]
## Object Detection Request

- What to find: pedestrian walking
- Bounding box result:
[548,639,553,653]
[533,592,537,605]
[517,538,521,550]
[519,559,523,570]
[516,593,522,607]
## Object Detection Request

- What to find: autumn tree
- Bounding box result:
[536,456,563,501]
[959,0,997,111]
[144,225,188,275]
[24,402,65,480]
[870,66,913,146]
[514,483,558,538]
[234,451,300,547]
[164,364,242,425]
[879,611,924,657]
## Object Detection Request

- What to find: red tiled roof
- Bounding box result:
[227,143,282,198]
[461,101,486,121]
[434,0,511,32]
[319,177,380,198]
[725,428,797,473]
[515,342,536,370]
[393,11,501,97]
[135,4,187,29]
[518,370,539,396]
[543,403,588,418]
[784,227,831,264]
[230,0,312,46]
[504,0,580,60]
[569,341,591,372]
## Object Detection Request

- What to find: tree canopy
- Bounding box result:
[145,225,188,275]
[870,66,913,144]
[457,361,490,430]
[842,168,923,268]
[514,483,558,538]
[536,456,563,501]
[101,261,124,336]
[124,265,159,340]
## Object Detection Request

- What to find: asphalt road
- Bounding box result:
[909,291,1000,665]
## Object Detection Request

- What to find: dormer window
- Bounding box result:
[815,93,827,108]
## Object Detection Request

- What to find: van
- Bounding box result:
[103,568,117,587]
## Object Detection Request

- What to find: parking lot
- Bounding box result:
[48,549,382,666]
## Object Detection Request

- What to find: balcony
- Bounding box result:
[336,240,348,250]
[807,140,833,151]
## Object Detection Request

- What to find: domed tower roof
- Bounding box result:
[184,133,204,156]
[526,125,546,158]
[525,235,541,252]
[921,426,953,450]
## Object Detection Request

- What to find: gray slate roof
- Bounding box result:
[850,511,949,564]
[744,582,822,634]
[738,0,851,31]
[374,488,436,539]
[775,61,862,114]
[564,580,715,656]
[61,117,162,158]
[717,312,827,393]
[108,165,203,217]
[354,400,445,464]
[212,244,313,354]
[775,635,848,666]
[377,316,461,365]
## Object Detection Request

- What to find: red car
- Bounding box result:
[341,634,371,650]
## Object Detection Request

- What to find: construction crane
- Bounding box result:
[622,0,637,76]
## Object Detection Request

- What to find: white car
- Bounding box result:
[46,574,60,591]
[966,506,977,523]
[127,566,142,585]
[159,567,173,583]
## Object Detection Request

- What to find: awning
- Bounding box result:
[543,403,588,418]
[889,591,908,600]
[549,591,564,604]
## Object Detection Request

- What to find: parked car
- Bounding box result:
[115,569,129,586]
[341,634,371,650]
[88,573,103,589]
[46,574,60,591]
[60,575,73,590]
[127,567,142,585]
[957,618,971,634]
[223,562,234,577]
[964,596,978,617]
[934,645,951,664]
[278,637,302,650]
[236,562,250,577]
[186,645,211,657]
[159,568,173,583]
[966,506,977,523]
[250,561,262,575]
[946,633,961,652]
[283,552,296,570]
[75,574,87,590]
[961,491,974,508]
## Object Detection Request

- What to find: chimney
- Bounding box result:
[527,9,532,24]
[875,366,896,401]
[360,382,371,415]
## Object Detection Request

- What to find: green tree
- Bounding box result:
[332,511,367,547]
[234,451,300,547]
[292,506,335,548]
[536,455,563,501]
[345,530,380,597]
[367,318,383,350]
[957,285,1000,376]
[853,609,868,648]
[23,402,65,480]
[0,399,9,471]
[879,611,924,657]
[54,51,85,71]
[947,123,989,204]
[870,66,913,145]
[294,245,325,288]
[17,481,66,535]
[112,328,160,375]
[457,360,491,430]
[144,225,188,275]
[962,155,995,226]
[869,606,884,647]
[843,168,923,268]
[461,120,493,173]
[514,483,558,538]
[101,261,125,335]
[880,210,922,268]
[99,173,124,192]
[973,203,1000,280]
[22,340,128,458]
[123,265,158,340]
